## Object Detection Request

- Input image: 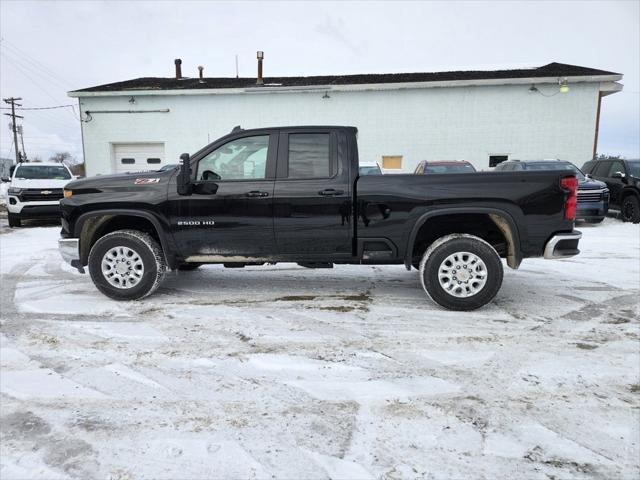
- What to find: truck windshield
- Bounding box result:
[14,165,71,180]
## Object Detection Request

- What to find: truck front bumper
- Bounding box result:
[544,231,582,259]
[59,238,84,273]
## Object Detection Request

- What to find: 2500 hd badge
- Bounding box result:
[58,125,581,311]
[176,220,215,226]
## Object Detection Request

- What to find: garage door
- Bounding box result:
[113,143,165,173]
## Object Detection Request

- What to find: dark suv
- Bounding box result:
[582,159,640,223]
[495,160,609,223]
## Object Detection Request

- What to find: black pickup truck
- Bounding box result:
[59,126,581,310]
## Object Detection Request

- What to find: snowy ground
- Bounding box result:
[0,217,638,479]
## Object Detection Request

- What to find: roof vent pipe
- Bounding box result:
[198,65,204,83]
[174,59,182,79]
[256,51,264,85]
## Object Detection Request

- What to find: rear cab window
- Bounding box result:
[277,131,338,180]
[288,133,331,178]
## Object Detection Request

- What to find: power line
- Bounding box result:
[0,51,78,123]
[0,45,73,94]
[0,104,75,110]
[0,38,76,90]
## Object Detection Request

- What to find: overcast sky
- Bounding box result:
[1,0,638,163]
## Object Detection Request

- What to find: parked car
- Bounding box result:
[2,162,74,227]
[414,160,477,174]
[495,159,609,223]
[358,162,383,176]
[581,158,640,223]
[59,125,581,311]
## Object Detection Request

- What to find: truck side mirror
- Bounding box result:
[177,153,192,195]
[611,171,625,179]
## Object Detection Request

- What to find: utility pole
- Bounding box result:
[18,125,27,161]
[3,97,23,164]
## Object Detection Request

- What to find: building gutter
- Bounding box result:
[68,74,623,98]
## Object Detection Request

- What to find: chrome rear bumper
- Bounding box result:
[544,231,582,259]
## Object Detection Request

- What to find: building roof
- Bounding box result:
[71,62,620,94]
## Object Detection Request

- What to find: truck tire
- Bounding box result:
[621,195,640,223]
[8,213,21,228]
[419,234,503,311]
[88,229,166,301]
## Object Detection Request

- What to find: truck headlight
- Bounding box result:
[7,187,22,195]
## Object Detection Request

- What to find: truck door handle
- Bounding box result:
[318,188,344,196]
[246,191,269,197]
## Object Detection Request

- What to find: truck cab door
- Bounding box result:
[605,160,627,206]
[272,129,352,258]
[167,132,278,260]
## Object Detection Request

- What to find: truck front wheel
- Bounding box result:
[621,195,640,223]
[88,229,166,301]
[419,234,503,311]
[8,213,21,228]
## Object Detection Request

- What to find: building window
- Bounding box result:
[147,158,161,164]
[288,133,331,178]
[489,155,508,168]
[120,158,135,164]
[382,155,403,170]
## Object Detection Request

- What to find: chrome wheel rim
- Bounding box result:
[438,251,487,298]
[101,246,144,289]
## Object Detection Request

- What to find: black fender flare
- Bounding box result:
[75,209,177,268]
[404,207,523,270]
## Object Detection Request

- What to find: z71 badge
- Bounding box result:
[134,178,160,185]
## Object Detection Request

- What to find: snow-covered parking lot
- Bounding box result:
[0,217,638,479]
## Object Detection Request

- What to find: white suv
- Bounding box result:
[3,162,74,228]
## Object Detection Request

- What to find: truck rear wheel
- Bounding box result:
[88,229,166,301]
[419,234,503,311]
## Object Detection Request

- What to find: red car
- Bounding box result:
[414,160,477,174]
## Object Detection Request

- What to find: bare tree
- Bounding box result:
[596,153,622,161]
[50,152,72,163]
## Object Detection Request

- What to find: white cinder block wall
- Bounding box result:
[77,83,600,177]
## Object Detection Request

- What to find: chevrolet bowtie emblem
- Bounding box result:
[40,190,52,195]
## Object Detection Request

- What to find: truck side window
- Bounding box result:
[288,133,330,178]
[197,135,269,181]
[607,161,626,177]
[593,161,611,177]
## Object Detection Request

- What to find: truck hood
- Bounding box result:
[11,178,72,189]
[65,170,173,191]
[578,178,607,191]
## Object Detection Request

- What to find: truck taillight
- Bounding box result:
[561,175,578,221]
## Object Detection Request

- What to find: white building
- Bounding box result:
[69,61,623,176]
